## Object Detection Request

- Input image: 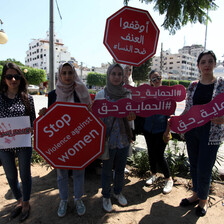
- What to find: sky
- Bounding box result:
[0,0,224,68]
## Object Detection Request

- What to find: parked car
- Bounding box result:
[28,85,39,94]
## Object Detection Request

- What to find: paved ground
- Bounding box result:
[32,95,224,175]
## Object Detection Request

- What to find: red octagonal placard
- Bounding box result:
[34,102,105,169]
[104,6,160,66]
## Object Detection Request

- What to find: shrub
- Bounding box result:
[162,79,179,86]
[179,80,191,88]
[127,148,150,177]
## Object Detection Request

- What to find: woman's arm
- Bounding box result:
[211,116,224,125]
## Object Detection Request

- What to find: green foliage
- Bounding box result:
[133,59,152,86]
[0,65,3,80]
[22,67,46,85]
[165,140,190,178]
[88,89,97,94]
[162,79,179,86]
[124,0,217,34]
[179,80,191,88]
[0,59,24,66]
[127,149,150,177]
[31,150,45,164]
[87,72,106,87]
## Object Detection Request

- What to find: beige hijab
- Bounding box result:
[55,62,91,104]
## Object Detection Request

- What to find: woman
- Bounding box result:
[178,51,224,216]
[122,64,135,87]
[143,70,173,194]
[39,62,91,217]
[0,63,36,222]
[95,64,135,212]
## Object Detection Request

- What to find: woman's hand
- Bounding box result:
[163,131,171,143]
[38,107,47,116]
[88,103,93,112]
[211,116,224,125]
[127,112,136,121]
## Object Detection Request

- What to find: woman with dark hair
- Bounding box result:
[0,63,36,222]
[178,51,224,216]
[95,63,135,212]
[143,70,173,193]
[39,62,91,218]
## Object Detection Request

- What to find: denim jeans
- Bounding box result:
[0,148,32,202]
[102,146,129,198]
[185,122,219,200]
[57,169,85,201]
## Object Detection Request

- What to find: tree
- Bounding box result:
[0,59,24,66]
[22,67,46,85]
[124,0,217,34]
[132,58,152,85]
[87,72,106,88]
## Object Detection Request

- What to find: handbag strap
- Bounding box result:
[107,117,116,138]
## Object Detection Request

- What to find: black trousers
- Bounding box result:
[143,131,171,178]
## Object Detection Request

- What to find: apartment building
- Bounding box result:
[151,45,205,80]
[25,32,76,78]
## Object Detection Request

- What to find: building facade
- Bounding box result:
[25,32,77,79]
[152,45,204,80]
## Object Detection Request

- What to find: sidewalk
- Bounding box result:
[33,95,224,175]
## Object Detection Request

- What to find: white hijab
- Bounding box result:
[55,62,91,104]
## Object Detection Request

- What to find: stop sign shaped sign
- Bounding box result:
[104,6,160,66]
[34,102,105,169]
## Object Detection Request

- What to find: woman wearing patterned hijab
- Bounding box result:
[95,63,135,212]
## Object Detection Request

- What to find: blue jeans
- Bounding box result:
[102,146,129,198]
[0,148,32,202]
[185,122,219,200]
[57,169,85,201]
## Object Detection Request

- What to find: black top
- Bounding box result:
[48,89,80,107]
[193,82,214,105]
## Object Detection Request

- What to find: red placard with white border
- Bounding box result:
[34,102,105,169]
[92,98,176,118]
[124,84,186,102]
[170,93,224,133]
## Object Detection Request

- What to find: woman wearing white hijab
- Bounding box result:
[40,62,91,218]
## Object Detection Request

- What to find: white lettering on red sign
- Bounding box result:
[43,114,71,137]
[57,129,99,162]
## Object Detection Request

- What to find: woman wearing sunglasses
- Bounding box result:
[143,70,173,194]
[0,63,36,222]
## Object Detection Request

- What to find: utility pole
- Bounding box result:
[204,8,209,51]
[49,0,55,91]
[160,43,163,73]
[80,62,83,81]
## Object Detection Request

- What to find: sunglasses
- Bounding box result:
[151,76,161,82]
[5,74,21,80]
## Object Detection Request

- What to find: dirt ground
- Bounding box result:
[0,163,224,224]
